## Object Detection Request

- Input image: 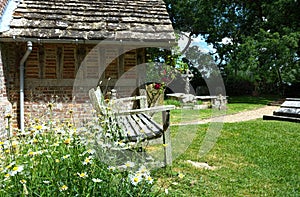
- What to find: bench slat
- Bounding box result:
[118,116,137,138]
[117,114,163,142]
[132,114,162,138]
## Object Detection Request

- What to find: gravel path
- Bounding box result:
[175,105,279,125]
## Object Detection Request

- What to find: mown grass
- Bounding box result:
[164,96,279,124]
[152,120,300,196]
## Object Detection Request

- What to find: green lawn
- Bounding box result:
[152,120,300,196]
[161,96,278,124]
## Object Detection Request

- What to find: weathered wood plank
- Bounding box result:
[132,114,161,138]
[117,105,175,115]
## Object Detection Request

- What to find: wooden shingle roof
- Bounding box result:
[0,0,175,42]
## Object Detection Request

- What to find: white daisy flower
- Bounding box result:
[129,174,142,186]
[145,175,154,184]
[108,166,116,171]
[115,141,126,147]
[92,178,103,183]
[178,172,185,179]
[62,154,70,160]
[86,149,96,154]
[77,172,88,178]
[124,161,135,168]
[82,156,93,165]
[9,165,24,176]
[20,179,27,184]
[138,165,150,175]
[3,161,16,172]
[11,141,18,148]
[59,185,68,192]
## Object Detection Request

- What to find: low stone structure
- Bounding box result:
[263,98,300,123]
[167,93,227,110]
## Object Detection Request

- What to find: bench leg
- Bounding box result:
[162,110,172,166]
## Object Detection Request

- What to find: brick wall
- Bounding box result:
[0,48,12,138]
[0,42,141,130]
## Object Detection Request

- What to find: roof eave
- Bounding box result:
[0,36,176,48]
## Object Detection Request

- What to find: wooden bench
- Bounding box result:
[89,86,175,165]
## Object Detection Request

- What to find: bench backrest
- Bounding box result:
[89,86,107,115]
[89,87,148,114]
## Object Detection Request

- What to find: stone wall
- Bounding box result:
[0,42,142,130]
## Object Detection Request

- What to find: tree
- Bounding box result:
[164,0,300,95]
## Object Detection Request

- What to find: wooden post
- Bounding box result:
[162,110,172,166]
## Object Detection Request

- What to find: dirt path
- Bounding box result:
[175,105,279,125]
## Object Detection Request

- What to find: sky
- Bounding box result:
[177,33,216,54]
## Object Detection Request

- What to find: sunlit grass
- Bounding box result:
[152,120,300,196]
[159,96,278,124]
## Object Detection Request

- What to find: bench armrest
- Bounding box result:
[113,95,147,102]
[112,95,148,109]
[116,105,175,115]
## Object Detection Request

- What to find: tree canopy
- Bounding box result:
[164,0,300,95]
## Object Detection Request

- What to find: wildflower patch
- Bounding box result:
[0,104,155,196]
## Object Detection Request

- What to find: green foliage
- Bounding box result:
[164,0,300,95]
[228,29,300,94]
[0,105,155,196]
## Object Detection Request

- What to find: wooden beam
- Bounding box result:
[38,44,45,79]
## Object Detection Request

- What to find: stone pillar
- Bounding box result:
[0,49,12,139]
